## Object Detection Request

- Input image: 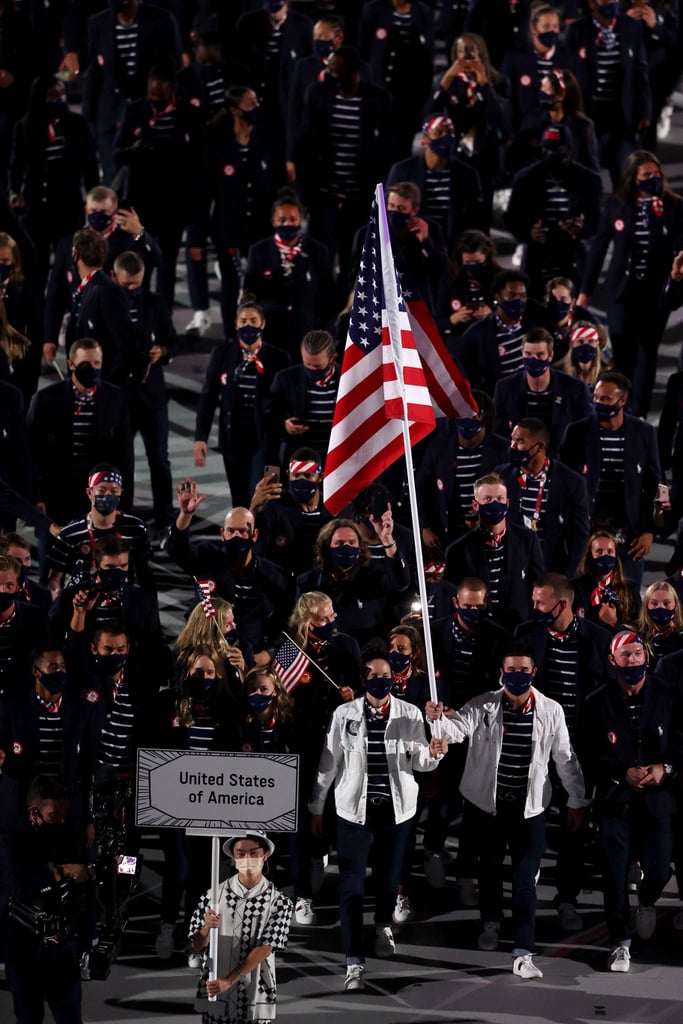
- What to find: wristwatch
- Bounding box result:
[664,763,673,776]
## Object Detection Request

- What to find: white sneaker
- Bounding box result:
[477,920,500,951]
[557,902,582,932]
[513,954,543,980]
[185,310,212,336]
[424,849,446,889]
[155,922,175,960]
[374,925,395,958]
[294,897,317,926]
[310,855,328,894]
[657,100,674,141]
[213,260,222,282]
[635,904,656,940]
[608,945,631,972]
[79,952,90,980]
[344,963,365,991]
[186,947,203,969]
[393,894,414,924]
[455,877,478,907]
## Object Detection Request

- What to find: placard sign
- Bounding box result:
[136,748,299,832]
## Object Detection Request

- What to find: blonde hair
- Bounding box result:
[174,597,236,666]
[0,297,30,364]
[176,644,229,727]
[637,581,683,639]
[0,232,24,285]
[287,591,333,647]
[244,666,293,725]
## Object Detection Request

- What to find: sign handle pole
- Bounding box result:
[208,835,220,1002]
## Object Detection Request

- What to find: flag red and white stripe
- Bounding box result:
[324,185,437,514]
[272,637,311,694]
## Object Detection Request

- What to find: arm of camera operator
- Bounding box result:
[51,862,94,883]
[206,944,274,997]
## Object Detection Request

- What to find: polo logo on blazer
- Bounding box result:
[347,720,360,735]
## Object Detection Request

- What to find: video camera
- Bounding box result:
[88,765,140,981]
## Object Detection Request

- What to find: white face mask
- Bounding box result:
[234,855,265,874]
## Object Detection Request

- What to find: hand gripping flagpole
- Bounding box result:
[376,183,441,738]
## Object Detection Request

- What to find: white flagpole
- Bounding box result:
[375,183,441,732]
[207,835,220,1001]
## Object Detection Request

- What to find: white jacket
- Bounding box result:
[437,687,587,818]
[308,696,440,825]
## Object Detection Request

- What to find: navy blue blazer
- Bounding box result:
[82,4,181,132]
[582,193,683,302]
[456,302,546,396]
[559,413,661,536]
[386,153,484,248]
[444,522,545,630]
[496,458,590,577]
[417,423,510,539]
[567,13,651,131]
[493,367,593,454]
[195,341,290,452]
[586,676,682,817]
[501,43,575,131]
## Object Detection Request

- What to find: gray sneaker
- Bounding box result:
[344,964,365,991]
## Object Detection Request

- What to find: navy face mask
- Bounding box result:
[649,607,675,627]
[572,343,597,364]
[97,567,127,590]
[223,536,252,561]
[387,209,410,231]
[508,445,535,469]
[310,619,335,641]
[456,606,481,630]
[188,671,213,698]
[502,670,533,696]
[87,210,113,232]
[532,602,561,627]
[537,29,559,48]
[0,592,14,613]
[365,677,393,700]
[478,500,507,525]
[429,135,453,159]
[499,298,526,321]
[615,664,646,687]
[289,478,318,504]
[248,692,274,714]
[388,650,411,675]
[304,365,329,383]
[598,1,619,20]
[638,175,662,198]
[275,224,299,243]
[73,363,102,389]
[240,105,261,125]
[523,356,550,378]
[455,417,483,440]
[224,628,239,645]
[0,262,14,282]
[548,296,572,321]
[593,400,621,420]
[39,670,67,696]
[464,260,488,281]
[592,553,616,576]
[237,325,261,346]
[329,544,360,569]
[93,494,120,515]
[95,652,127,674]
[314,39,335,61]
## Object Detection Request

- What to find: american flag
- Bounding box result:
[323,186,437,514]
[272,637,311,694]
[397,262,478,420]
[194,578,216,621]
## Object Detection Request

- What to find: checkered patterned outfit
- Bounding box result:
[189,874,292,1024]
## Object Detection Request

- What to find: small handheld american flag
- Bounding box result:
[194,578,217,621]
[272,636,311,694]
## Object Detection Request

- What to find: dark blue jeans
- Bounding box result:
[600,801,672,943]
[469,801,547,955]
[131,401,173,526]
[336,807,413,964]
